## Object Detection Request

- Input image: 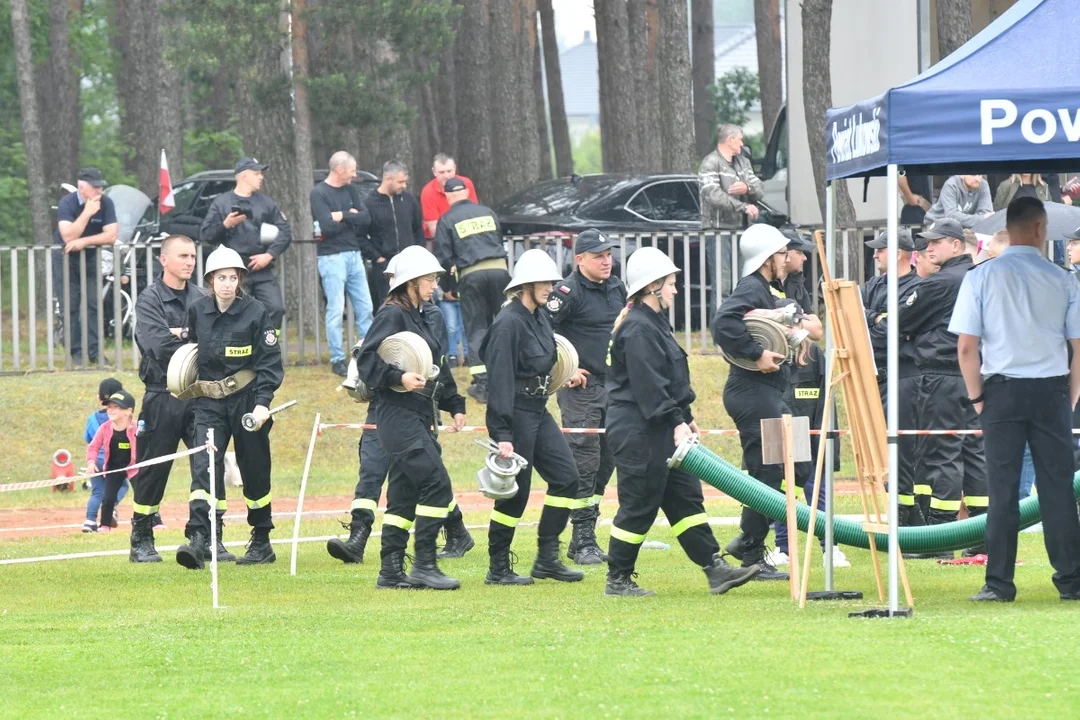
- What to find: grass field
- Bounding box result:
[2,359,1077,717]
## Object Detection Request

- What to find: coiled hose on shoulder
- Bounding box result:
[674,441,1080,553]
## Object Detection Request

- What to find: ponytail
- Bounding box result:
[611,300,636,332]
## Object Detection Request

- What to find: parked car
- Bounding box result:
[494,173,791,329]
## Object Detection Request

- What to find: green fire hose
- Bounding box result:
[670,440,1080,554]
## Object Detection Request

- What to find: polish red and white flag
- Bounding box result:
[159,150,175,215]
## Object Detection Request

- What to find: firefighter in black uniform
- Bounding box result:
[544,228,626,565]
[201,157,292,329]
[329,257,474,564]
[175,246,284,569]
[481,249,585,585]
[130,235,206,563]
[605,246,759,596]
[898,218,989,544]
[357,245,468,590]
[433,176,510,404]
[712,224,821,581]
[862,229,925,525]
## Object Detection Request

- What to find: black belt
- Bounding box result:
[984,374,1068,386]
[518,375,552,397]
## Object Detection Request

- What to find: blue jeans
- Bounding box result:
[318,251,374,364]
[438,298,468,360]
[1019,442,1036,499]
[86,476,128,522]
[774,474,827,551]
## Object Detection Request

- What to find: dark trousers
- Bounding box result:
[132,391,197,518]
[458,268,511,383]
[724,377,788,546]
[99,472,126,527]
[557,382,615,504]
[245,269,285,329]
[351,404,389,526]
[607,408,720,574]
[369,258,390,310]
[188,391,274,537]
[980,376,1080,599]
[914,373,988,520]
[54,251,99,362]
[488,401,579,555]
[376,401,454,559]
[879,375,921,510]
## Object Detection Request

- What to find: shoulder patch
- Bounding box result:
[558,285,571,294]
[546,296,563,313]
[264,329,278,346]
[905,290,917,307]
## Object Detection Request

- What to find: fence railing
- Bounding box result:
[0,228,899,373]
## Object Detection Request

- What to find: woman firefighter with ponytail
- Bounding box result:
[479,249,587,586]
[604,246,759,596]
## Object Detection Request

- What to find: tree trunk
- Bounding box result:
[517,0,541,188]
[754,0,783,139]
[291,0,317,357]
[628,0,662,171]
[936,0,973,60]
[42,0,81,190]
[434,41,457,160]
[455,0,493,198]
[533,17,552,180]
[537,0,571,177]
[690,0,714,159]
[11,0,52,247]
[488,0,526,202]
[211,68,233,133]
[656,0,695,172]
[595,0,641,172]
[801,0,857,233]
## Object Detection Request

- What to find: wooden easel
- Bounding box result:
[811,231,913,608]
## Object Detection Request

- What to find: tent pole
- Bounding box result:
[886,164,901,615]
[824,181,836,591]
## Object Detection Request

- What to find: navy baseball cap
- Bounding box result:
[918,218,965,242]
[105,389,135,410]
[781,227,813,253]
[575,228,615,254]
[98,377,123,403]
[1066,225,1080,241]
[866,228,914,251]
[234,157,270,174]
[77,168,107,188]
[443,177,467,193]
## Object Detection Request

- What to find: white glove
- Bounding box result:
[250,404,271,429]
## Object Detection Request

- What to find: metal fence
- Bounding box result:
[0,228,896,373]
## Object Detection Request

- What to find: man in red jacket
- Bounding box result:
[420,153,478,240]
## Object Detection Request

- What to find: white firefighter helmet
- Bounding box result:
[384,254,399,277]
[259,222,280,244]
[475,439,526,500]
[739,223,789,279]
[387,246,444,292]
[505,249,563,293]
[625,246,680,297]
[203,245,246,279]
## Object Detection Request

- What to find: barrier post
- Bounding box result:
[291,413,321,576]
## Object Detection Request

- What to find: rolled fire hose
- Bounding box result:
[167,343,200,397]
[549,334,579,395]
[668,438,1076,553]
[346,332,439,401]
[721,316,808,371]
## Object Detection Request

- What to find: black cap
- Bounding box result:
[781,227,813,253]
[866,228,914,251]
[918,218,965,242]
[234,157,270,174]
[77,168,106,188]
[575,228,615,254]
[104,389,135,410]
[98,378,123,403]
[443,177,467,193]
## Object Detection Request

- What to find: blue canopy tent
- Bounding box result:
[820,0,1080,615]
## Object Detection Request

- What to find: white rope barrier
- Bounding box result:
[0,445,207,493]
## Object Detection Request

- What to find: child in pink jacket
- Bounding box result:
[86,390,137,531]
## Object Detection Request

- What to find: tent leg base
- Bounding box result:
[848,607,913,619]
[807,590,863,601]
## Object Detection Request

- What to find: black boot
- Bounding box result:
[237,528,276,565]
[438,515,475,559]
[605,571,655,597]
[531,538,585,582]
[703,554,760,594]
[740,543,790,581]
[486,549,534,585]
[723,532,750,564]
[376,551,412,589]
[215,516,237,563]
[567,510,583,559]
[129,515,162,563]
[467,379,488,404]
[407,546,461,590]
[176,530,209,570]
[962,507,988,557]
[573,509,607,565]
[328,519,371,564]
[898,505,927,527]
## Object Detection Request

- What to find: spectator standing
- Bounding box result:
[54,168,119,365]
[82,377,128,532]
[699,124,764,305]
[364,160,425,307]
[899,172,933,226]
[85,390,137,533]
[200,157,292,329]
[311,151,375,377]
[993,174,1050,211]
[951,197,1080,602]
[923,175,993,228]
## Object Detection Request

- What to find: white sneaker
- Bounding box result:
[765,548,790,566]
[825,546,851,568]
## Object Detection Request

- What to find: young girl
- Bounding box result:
[85,390,138,532]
